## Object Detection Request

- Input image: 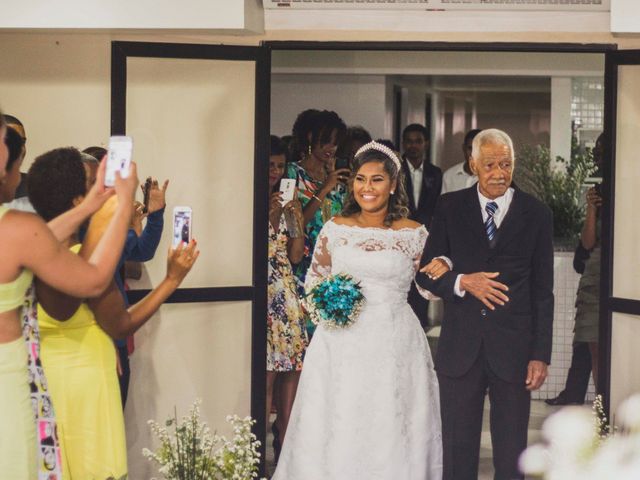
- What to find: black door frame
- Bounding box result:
[265,39,617,409]
[111,41,271,456]
[601,49,640,413]
[111,40,623,472]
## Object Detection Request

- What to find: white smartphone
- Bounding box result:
[172,206,193,248]
[105,136,133,187]
[279,178,296,205]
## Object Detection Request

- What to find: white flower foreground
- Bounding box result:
[520,394,640,479]
[143,399,265,480]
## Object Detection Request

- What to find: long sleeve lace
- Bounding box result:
[304,227,332,295]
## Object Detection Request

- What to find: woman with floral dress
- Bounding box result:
[285,110,349,335]
[267,135,308,454]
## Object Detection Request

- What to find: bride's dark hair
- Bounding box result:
[341,149,410,227]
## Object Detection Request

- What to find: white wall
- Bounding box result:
[0,32,257,479]
[1,0,263,31]
[270,73,387,139]
[611,0,640,33]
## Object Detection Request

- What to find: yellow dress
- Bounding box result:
[38,246,127,480]
[0,205,37,479]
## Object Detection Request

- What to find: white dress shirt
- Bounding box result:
[406,160,424,208]
[454,185,515,296]
[2,196,35,213]
[441,161,477,194]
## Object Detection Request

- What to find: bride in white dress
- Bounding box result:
[273,141,446,480]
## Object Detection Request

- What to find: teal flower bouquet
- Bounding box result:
[305,273,365,329]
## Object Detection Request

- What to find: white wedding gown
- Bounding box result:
[273,220,443,480]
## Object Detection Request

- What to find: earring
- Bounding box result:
[390,191,395,195]
[308,145,312,156]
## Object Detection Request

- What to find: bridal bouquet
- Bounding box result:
[305,273,365,329]
[143,399,264,480]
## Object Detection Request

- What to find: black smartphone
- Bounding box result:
[335,157,350,171]
[142,177,152,214]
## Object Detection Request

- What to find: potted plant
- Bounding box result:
[514,138,596,249]
[143,399,264,480]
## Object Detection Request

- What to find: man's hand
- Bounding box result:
[460,272,509,310]
[526,360,548,391]
[420,258,450,280]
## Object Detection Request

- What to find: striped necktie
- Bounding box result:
[485,201,498,241]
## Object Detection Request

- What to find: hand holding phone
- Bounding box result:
[279,178,296,205]
[105,136,133,187]
[172,206,193,248]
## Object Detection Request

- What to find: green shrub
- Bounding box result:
[514,139,596,243]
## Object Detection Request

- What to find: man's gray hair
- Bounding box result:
[471,129,515,163]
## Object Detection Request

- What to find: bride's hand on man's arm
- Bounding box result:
[420,258,450,280]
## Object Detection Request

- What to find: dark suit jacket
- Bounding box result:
[401,159,442,228]
[416,185,554,383]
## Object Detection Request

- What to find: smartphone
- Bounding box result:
[172,206,193,248]
[142,177,152,214]
[105,136,133,187]
[335,157,350,171]
[279,178,296,205]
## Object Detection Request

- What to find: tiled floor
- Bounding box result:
[265,400,565,479]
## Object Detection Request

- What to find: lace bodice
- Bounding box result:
[305,219,435,305]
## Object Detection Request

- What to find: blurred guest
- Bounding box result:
[0,110,136,479]
[573,133,605,388]
[82,146,106,188]
[400,124,442,328]
[2,127,26,202]
[338,126,372,168]
[286,110,348,304]
[400,123,442,227]
[2,114,34,212]
[28,148,197,479]
[80,151,101,190]
[267,135,308,461]
[280,134,295,163]
[546,238,595,406]
[375,138,398,153]
[441,128,481,194]
[84,145,167,407]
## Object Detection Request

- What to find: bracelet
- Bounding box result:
[311,194,322,203]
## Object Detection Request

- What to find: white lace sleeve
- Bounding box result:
[304,224,332,295]
[412,227,440,300]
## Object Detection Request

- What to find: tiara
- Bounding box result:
[354,141,402,172]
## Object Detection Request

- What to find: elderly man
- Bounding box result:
[417,129,554,480]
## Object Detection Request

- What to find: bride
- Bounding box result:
[273,141,446,479]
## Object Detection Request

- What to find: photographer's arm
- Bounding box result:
[581,187,601,251]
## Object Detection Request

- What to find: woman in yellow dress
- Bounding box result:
[27,147,199,479]
[0,111,137,478]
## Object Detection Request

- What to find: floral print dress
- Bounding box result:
[268,216,308,372]
[22,285,64,480]
[286,162,345,292]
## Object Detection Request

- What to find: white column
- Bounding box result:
[550,77,573,164]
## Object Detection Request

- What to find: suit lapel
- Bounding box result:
[462,186,491,251]
[493,187,528,253]
[417,166,430,210]
[402,160,417,212]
